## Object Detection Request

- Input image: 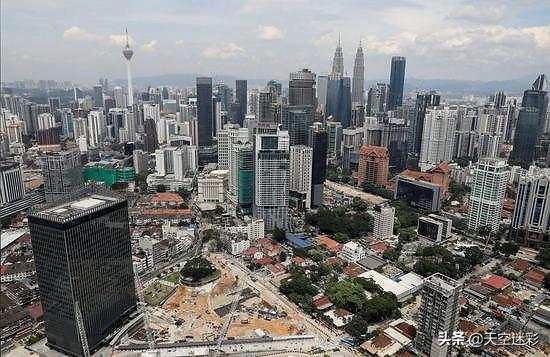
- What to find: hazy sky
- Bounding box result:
[1,0,549,84]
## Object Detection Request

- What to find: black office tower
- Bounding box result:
[282,105,314,146]
[235,79,247,126]
[197,77,213,147]
[326,76,352,128]
[289,69,316,107]
[388,56,406,110]
[408,91,440,156]
[510,75,549,168]
[309,127,328,207]
[29,195,137,356]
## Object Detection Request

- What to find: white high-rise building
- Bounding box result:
[173,145,198,180]
[373,204,395,240]
[415,273,461,357]
[87,110,104,148]
[510,166,550,247]
[143,103,161,122]
[113,86,126,108]
[254,130,290,230]
[289,145,313,209]
[154,149,166,176]
[467,158,509,233]
[0,161,25,205]
[217,124,249,200]
[419,106,457,171]
[37,113,56,130]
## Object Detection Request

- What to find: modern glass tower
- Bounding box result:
[196,77,213,147]
[281,105,314,146]
[309,126,328,207]
[28,195,137,356]
[237,144,254,215]
[388,56,406,110]
[235,79,248,126]
[510,75,548,167]
[38,149,84,203]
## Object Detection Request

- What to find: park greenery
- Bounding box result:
[413,245,484,279]
[179,256,219,283]
[306,205,373,240]
[279,266,319,313]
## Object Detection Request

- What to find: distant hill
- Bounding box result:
[118,73,538,95]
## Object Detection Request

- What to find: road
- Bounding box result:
[222,255,358,356]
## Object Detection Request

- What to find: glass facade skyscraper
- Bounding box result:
[196,77,213,147]
[28,195,137,356]
[388,56,406,110]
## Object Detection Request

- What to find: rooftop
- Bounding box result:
[30,194,122,222]
[425,273,460,293]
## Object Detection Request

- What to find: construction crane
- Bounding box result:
[133,268,156,350]
[75,302,90,357]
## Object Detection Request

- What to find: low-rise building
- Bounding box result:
[358,270,424,302]
[339,241,366,263]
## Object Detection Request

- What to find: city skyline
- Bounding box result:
[2,0,549,83]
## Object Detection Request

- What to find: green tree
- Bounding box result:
[180,257,217,282]
[355,277,382,294]
[345,316,370,340]
[536,246,550,269]
[464,246,484,267]
[334,232,350,243]
[498,242,519,256]
[361,292,400,322]
[326,279,368,313]
[272,227,286,243]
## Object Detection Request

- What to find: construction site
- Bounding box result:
[111,253,326,355]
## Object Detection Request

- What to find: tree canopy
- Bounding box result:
[180,257,217,282]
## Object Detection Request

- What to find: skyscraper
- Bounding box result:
[235,80,247,126]
[331,35,344,77]
[282,105,314,146]
[510,166,550,248]
[373,204,395,240]
[196,77,213,147]
[467,158,509,233]
[38,149,84,203]
[415,273,461,357]
[326,121,343,158]
[289,145,313,209]
[388,56,406,110]
[0,161,25,205]
[510,74,548,167]
[254,130,290,230]
[29,195,137,356]
[351,41,365,106]
[326,76,352,128]
[409,91,441,157]
[309,126,328,207]
[419,106,457,171]
[237,143,254,215]
[357,145,389,188]
[289,69,316,107]
[122,29,134,107]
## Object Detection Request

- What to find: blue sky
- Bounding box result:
[1,0,549,84]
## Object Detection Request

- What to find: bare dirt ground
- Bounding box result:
[160,253,306,341]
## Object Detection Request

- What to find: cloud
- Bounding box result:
[312,32,334,47]
[175,40,185,47]
[62,26,102,42]
[141,40,158,53]
[202,43,245,59]
[258,25,283,40]
[449,4,507,24]
[62,26,135,46]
